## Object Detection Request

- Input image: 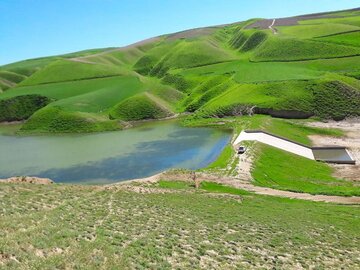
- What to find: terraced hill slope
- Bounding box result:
[1,8,359,132]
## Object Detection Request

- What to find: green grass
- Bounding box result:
[252,37,360,62]
[299,15,360,27]
[182,76,235,112]
[136,39,236,77]
[0,76,143,102]
[167,39,235,69]
[278,23,360,39]
[200,181,251,195]
[318,31,360,47]
[202,80,314,116]
[240,31,268,52]
[252,144,360,196]
[199,78,360,120]
[176,60,324,83]
[311,80,360,120]
[266,118,343,145]
[48,75,146,113]
[0,70,27,84]
[0,57,60,77]
[19,59,126,86]
[149,85,184,110]
[0,182,359,269]
[158,180,193,189]
[0,48,114,76]
[229,29,251,49]
[206,144,234,169]
[109,93,171,121]
[158,180,250,195]
[298,55,360,72]
[21,106,122,133]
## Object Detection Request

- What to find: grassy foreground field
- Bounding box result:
[0,182,359,269]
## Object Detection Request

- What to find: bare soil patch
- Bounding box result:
[308,119,360,181]
[246,8,359,29]
[116,170,360,205]
[0,176,53,185]
[166,27,217,41]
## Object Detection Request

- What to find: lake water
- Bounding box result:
[0,120,231,184]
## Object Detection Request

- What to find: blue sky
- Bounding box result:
[1,0,359,65]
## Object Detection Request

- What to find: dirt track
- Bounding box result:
[268,19,278,34]
[110,171,360,205]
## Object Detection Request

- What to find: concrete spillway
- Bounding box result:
[234,130,355,164]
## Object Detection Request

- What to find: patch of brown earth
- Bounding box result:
[307,119,360,181]
[71,37,162,62]
[117,170,360,205]
[0,176,54,185]
[235,142,255,182]
[0,252,19,265]
[246,8,359,29]
[166,27,217,41]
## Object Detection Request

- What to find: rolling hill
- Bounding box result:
[0,8,359,133]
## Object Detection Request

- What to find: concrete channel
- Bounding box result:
[234,130,355,164]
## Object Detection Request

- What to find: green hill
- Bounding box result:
[1,8,360,133]
[18,59,127,86]
[109,92,172,121]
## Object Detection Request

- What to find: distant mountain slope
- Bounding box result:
[0,8,359,132]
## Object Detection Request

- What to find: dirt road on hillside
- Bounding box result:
[269,19,278,34]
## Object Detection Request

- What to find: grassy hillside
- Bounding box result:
[317,31,360,47]
[199,78,360,120]
[21,106,122,133]
[252,37,360,62]
[0,70,27,84]
[1,9,360,132]
[19,60,127,86]
[252,144,360,196]
[0,76,142,102]
[277,23,360,39]
[0,47,114,82]
[109,93,172,121]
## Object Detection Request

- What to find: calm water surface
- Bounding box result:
[0,120,231,184]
